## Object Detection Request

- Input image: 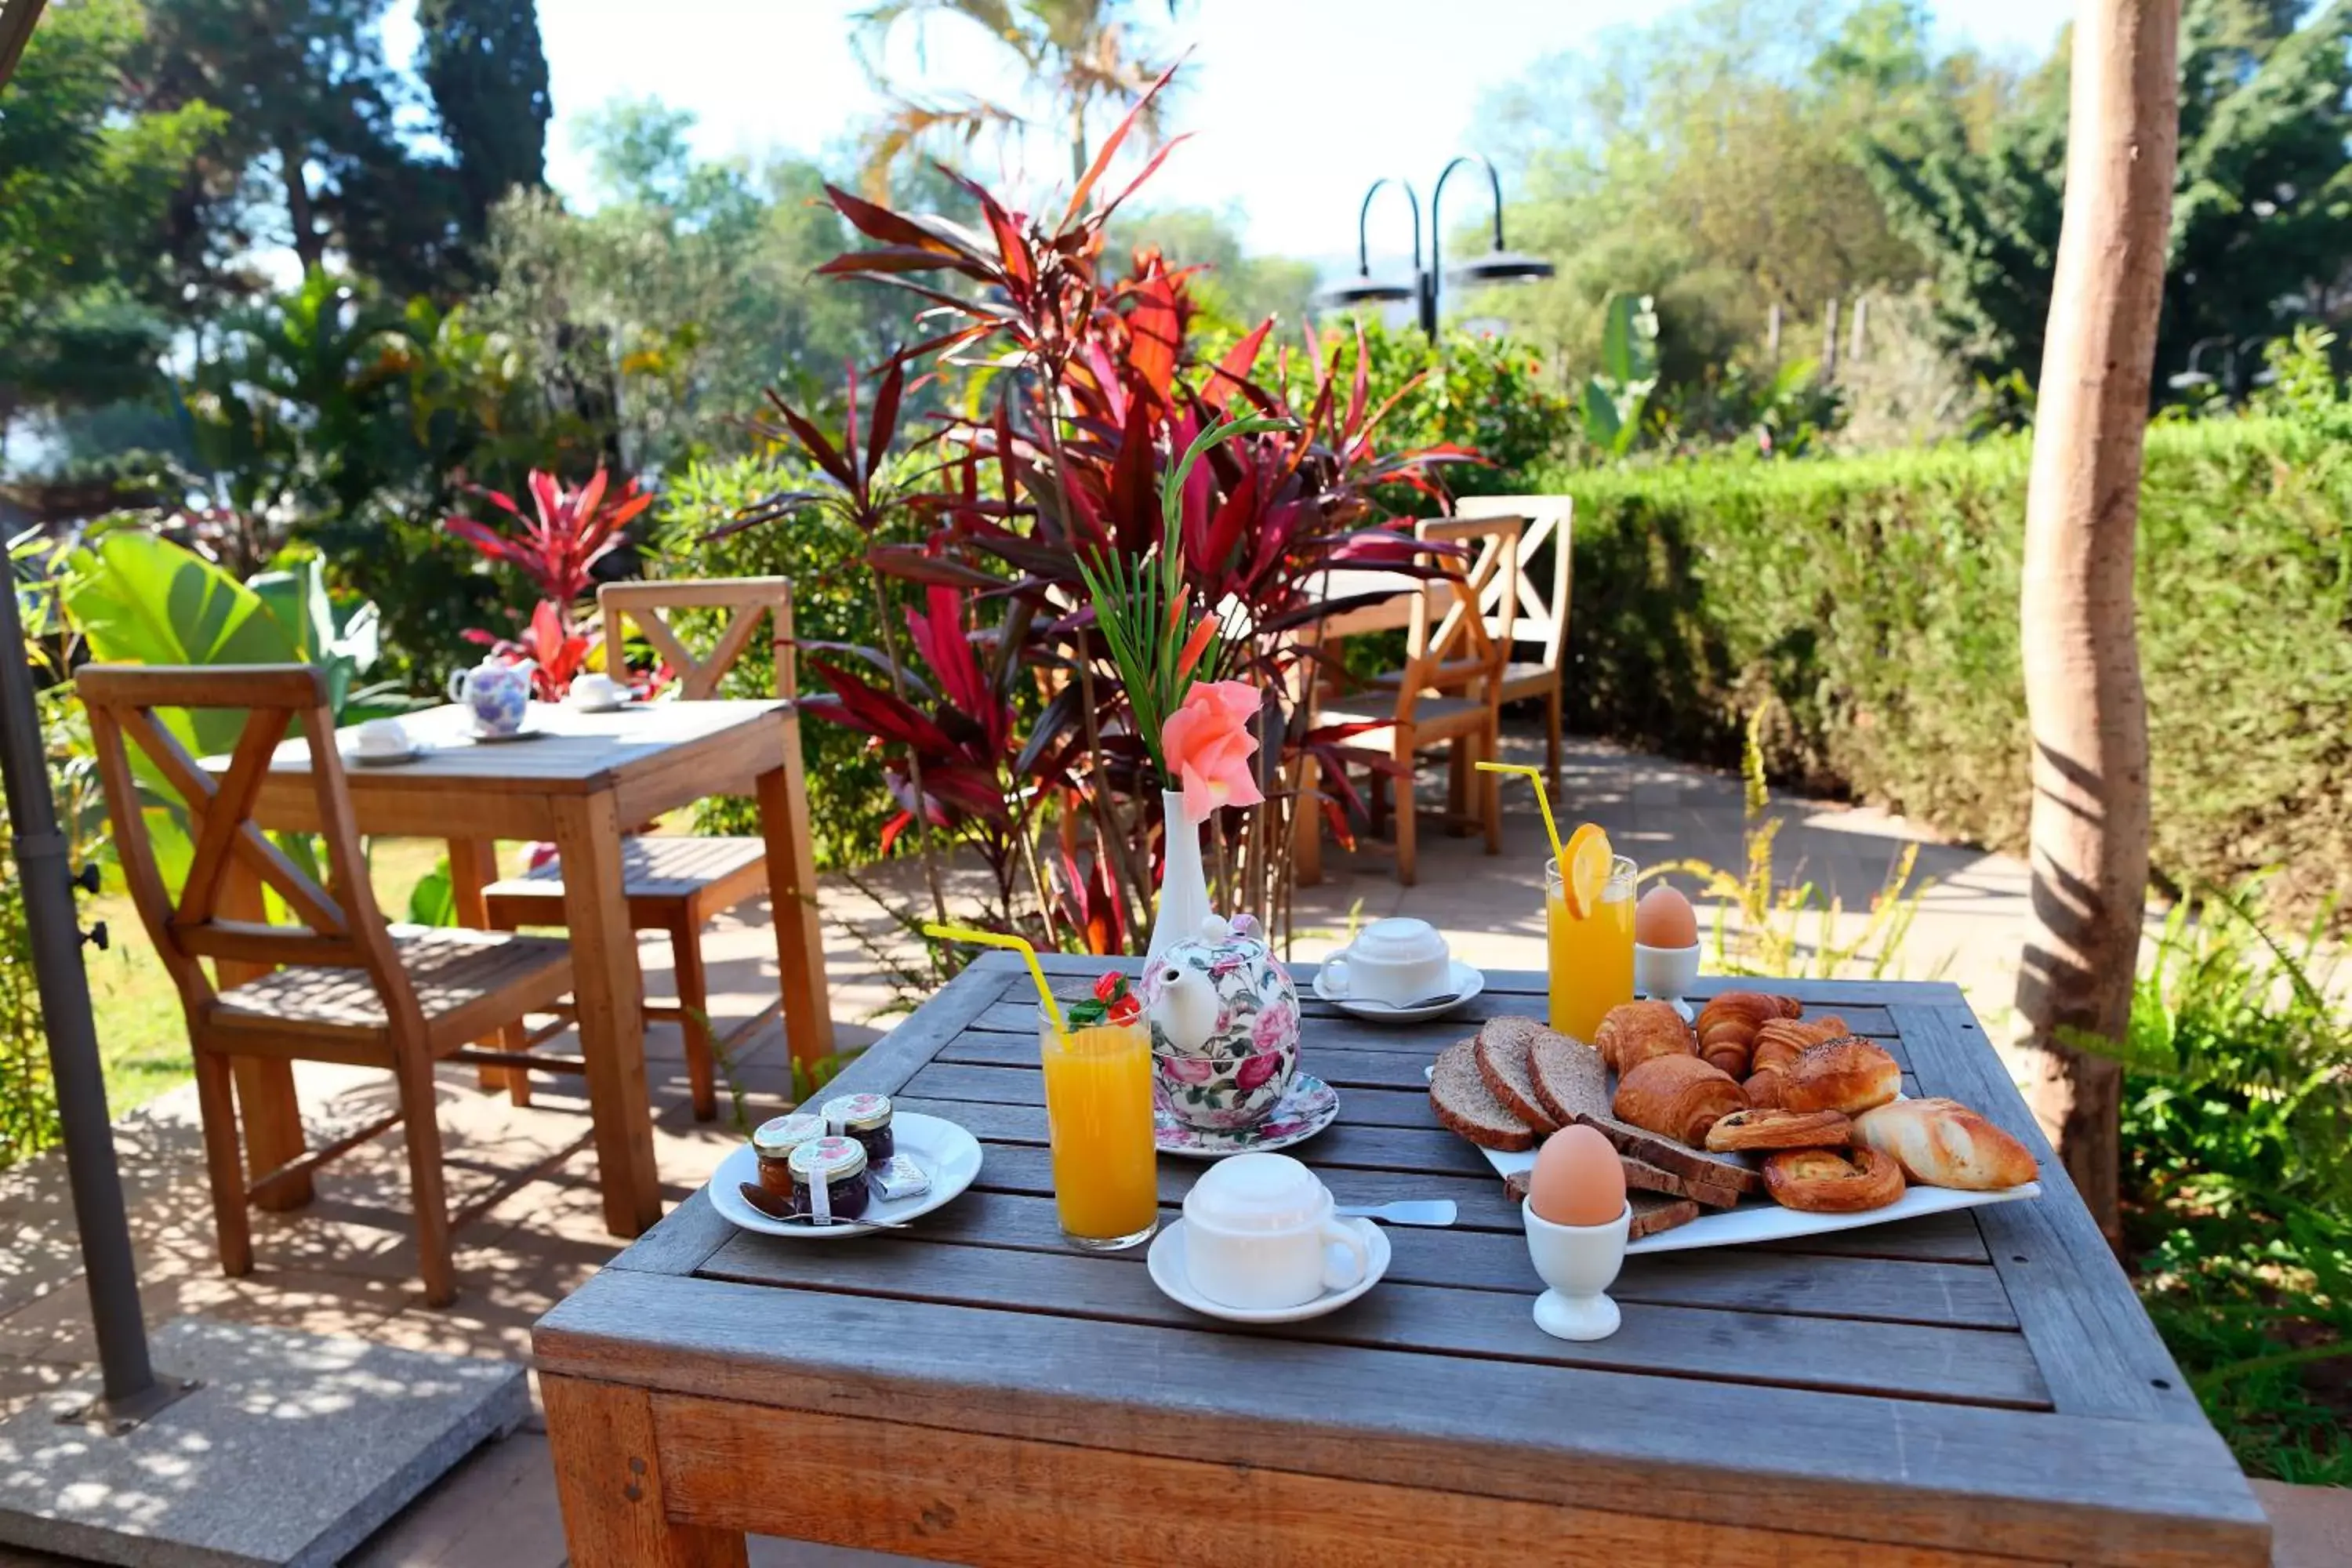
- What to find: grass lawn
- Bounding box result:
[85,837,477,1115]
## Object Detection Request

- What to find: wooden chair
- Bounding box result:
[480,578,793,1119]
[78,663,574,1307]
[1314,517,1521,885]
[1447,494,1574,788]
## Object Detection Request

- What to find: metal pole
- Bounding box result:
[0,572,156,1405]
[1428,154,1508,339]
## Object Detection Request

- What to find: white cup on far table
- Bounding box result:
[1179,1152,1374,1312]
[351,718,411,760]
[1319,916,1454,1007]
[568,672,628,711]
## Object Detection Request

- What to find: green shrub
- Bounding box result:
[1550,416,2352,922]
[2071,881,2350,1483]
[648,454,891,869]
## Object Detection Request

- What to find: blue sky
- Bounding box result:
[387,0,2074,260]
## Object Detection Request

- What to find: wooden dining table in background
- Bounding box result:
[208,698,830,1239]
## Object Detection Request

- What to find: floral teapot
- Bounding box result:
[1142,912,1301,1131]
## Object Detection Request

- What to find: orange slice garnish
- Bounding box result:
[1562,822,1613,920]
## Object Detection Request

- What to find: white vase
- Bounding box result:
[1145,788,1213,969]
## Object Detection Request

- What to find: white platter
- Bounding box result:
[1471,1138,2040,1254]
[707,1111,982,1239]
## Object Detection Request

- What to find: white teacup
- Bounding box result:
[352,718,410,758]
[568,672,628,710]
[1180,1152,1373,1312]
[1320,917,1453,1007]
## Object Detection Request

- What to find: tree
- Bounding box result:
[2016,0,2179,1243]
[140,0,462,297]
[417,0,550,254]
[851,0,1185,189]
[1482,1,1998,387]
[1873,0,2352,394]
[0,0,222,449]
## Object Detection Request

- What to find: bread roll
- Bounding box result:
[1779,1037,1901,1116]
[1853,1098,2038,1190]
[1611,1054,1748,1147]
[1593,1000,1694,1076]
[1762,1146,1904,1213]
[1704,1107,1852,1152]
[1693,991,1802,1078]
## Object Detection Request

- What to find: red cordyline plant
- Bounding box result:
[735,64,1475,957]
[445,466,653,701]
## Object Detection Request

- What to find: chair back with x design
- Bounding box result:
[76,663,418,1040]
[599,578,796,702]
[1453,494,1573,673]
[1397,517,1523,718]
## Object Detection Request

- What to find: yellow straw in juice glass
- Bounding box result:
[922,923,1068,1044]
[1475,760,1564,869]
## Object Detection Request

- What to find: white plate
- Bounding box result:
[1311,960,1485,1022]
[706,1111,982,1239]
[1146,1216,1391,1323]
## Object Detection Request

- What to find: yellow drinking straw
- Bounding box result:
[1475,760,1565,869]
[923,923,1069,1044]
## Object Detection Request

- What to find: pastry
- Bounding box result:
[1474,1016,1563,1136]
[1693,991,1802,1077]
[1742,1069,1784,1110]
[1592,1000,1695,1075]
[1429,1039,1534,1152]
[1779,1037,1902,1116]
[1704,1107,1853,1152]
[1749,1015,1851,1078]
[1853,1098,2038,1190]
[1762,1146,1905,1213]
[1611,1054,1748,1147]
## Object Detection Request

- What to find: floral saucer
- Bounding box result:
[1154,1071,1339,1160]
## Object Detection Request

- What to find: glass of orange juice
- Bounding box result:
[1037,1008,1160,1250]
[1547,847,1637,1045]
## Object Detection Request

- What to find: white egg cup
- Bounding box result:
[1523,1199,1632,1341]
[1634,941,1702,1021]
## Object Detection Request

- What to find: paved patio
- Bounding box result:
[1,728,2339,1566]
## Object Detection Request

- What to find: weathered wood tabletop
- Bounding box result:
[212,698,829,1239]
[533,954,2270,1566]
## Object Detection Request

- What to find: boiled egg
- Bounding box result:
[1635,884,1699,949]
[1526,1123,1626,1228]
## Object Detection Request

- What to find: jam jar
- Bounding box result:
[787,1135,872,1221]
[751,1112,826,1199]
[822,1091,896,1165]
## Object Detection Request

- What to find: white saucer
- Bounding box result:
[467,724,546,744]
[1311,959,1485,1022]
[343,747,420,768]
[1146,1216,1391,1323]
[706,1111,982,1238]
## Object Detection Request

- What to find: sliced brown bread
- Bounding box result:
[1429,1038,1535,1152]
[1505,1171,1700,1240]
[1527,1028,1762,1196]
[1529,1029,1609,1129]
[1474,1016,1562,1135]
[1621,1155,1743,1210]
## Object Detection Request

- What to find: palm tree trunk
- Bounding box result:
[2015,0,2179,1247]
[279,140,325,274]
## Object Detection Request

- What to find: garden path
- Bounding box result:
[6,724,2336,1566]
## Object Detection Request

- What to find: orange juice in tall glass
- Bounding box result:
[1037,1011,1160,1250]
[1547,849,1637,1045]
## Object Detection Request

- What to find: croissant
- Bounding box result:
[1593,1000,1695,1075]
[1853,1099,2038,1190]
[1694,991,1802,1078]
[1763,1146,1905,1213]
[1742,1070,1784,1110]
[1780,1037,1903,1116]
[1749,1015,1851,1077]
[1612,1054,1748,1147]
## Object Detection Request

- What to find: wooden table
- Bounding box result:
[217,699,830,1239]
[533,959,2270,1566]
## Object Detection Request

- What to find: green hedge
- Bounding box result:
[1548,417,2352,918]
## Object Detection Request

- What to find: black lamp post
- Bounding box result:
[1322,154,1554,335]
